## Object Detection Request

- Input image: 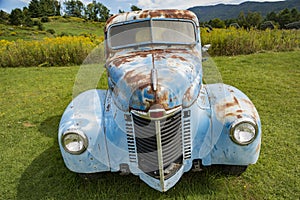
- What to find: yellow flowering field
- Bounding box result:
[0,28,299,67]
[0,36,104,67]
[201,28,300,56]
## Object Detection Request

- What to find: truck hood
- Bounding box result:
[106,48,202,111]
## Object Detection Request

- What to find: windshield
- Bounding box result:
[108,19,196,49]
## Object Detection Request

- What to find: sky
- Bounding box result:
[0,0,285,14]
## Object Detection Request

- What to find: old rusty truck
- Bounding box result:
[58,9,261,192]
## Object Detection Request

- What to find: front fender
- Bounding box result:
[58,89,110,173]
[202,84,261,165]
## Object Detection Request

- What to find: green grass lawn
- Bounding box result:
[0,17,104,41]
[0,51,299,199]
[0,23,53,41]
[43,17,105,37]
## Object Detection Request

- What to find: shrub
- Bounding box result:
[59,32,70,37]
[37,23,45,31]
[33,20,40,26]
[46,29,55,34]
[24,16,34,27]
[10,32,17,36]
[41,16,50,23]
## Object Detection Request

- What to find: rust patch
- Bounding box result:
[123,69,150,85]
[154,53,166,60]
[182,10,198,20]
[162,10,196,20]
[139,10,162,18]
[154,48,189,55]
[139,53,148,58]
[215,95,244,121]
[113,57,133,67]
[112,52,150,67]
[184,84,196,102]
[139,12,148,19]
[156,88,168,102]
[224,102,236,108]
[105,14,118,31]
[233,96,239,105]
[222,96,240,109]
[184,88,192,102]
[216,95,259,121]
[111,49,191,67]
[138,10,196,20]
[149,10,163,18]
[170,55,187,62]
[242,99,254,107]
[225,112,241,118]
[153,86,170,110]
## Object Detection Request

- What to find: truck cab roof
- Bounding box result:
[105,9,199,32]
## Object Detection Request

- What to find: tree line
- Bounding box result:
[205,8,300,30]
[0,0,142,27]
[1,0,299,30]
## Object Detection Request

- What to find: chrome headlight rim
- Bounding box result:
[230,117,258,146]
[61,129,88,155]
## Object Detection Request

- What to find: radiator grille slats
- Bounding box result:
[132,109,183,179]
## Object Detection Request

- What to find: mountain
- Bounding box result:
[188,0,300,22]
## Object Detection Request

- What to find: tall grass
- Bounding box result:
[0,36,104,67]
[0,28,299,67]
[201,28,300,56]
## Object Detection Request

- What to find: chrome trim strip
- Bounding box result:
[131,106,182,120]
[155,120,165,191]
[151,68,158,91]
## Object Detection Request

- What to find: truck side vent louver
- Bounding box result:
[132,110,183,179]
[183,110,192,159]
[125,114,137,163]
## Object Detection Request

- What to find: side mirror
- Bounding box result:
[202,44,211,52]
[202,44,211,62]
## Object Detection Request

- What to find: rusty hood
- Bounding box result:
[106,48,202,111]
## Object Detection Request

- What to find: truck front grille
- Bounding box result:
[132,109,182,179]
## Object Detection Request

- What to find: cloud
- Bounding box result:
[19,0,30,3]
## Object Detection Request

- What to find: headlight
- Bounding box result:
[61,129,88,155]
[230,118,258,145]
